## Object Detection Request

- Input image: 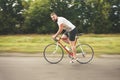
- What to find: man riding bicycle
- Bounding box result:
[50,12,77,63]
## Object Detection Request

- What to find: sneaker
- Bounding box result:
[70,59,74,63]
[70,58,78,63]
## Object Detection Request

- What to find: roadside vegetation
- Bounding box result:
[0,34,119,56]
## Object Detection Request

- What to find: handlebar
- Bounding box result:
[53,38,59,42]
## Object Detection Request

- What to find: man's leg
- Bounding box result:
[62,35,77,59]
[69,28,77,59]
[69,40,76,59]
[61,34,69,44]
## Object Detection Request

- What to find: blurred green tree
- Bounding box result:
[24,0,56,34]
[0,0,24,34]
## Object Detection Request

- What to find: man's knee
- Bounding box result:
[61,35,68,40]
[61,37,68,40]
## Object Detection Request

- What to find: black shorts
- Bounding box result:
[64,28,77,41]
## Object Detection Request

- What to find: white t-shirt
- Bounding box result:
[57,17,76,32]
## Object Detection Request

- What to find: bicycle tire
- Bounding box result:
[76,44,94,64]
[43,43,64,64]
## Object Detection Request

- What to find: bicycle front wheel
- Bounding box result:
[43,43,64,64]
[76,44,94,64]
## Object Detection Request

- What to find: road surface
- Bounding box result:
[0,57,120,80]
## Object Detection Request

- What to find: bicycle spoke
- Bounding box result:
[76,44,94,64]
[43,43,64,64]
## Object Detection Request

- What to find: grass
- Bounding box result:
[0,34,53,53]
[0,34,120,56]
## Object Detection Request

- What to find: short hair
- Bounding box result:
[50,12,57,16]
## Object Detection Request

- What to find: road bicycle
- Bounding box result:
[43,33,94,64]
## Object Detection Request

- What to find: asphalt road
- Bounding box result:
[0,57,120,80]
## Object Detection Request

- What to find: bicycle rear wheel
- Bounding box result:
[43,43,64,64]
[76,44,94,64]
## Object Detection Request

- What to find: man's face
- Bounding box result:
[51,15,57,22]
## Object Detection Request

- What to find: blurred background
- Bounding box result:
[0,0,119,55]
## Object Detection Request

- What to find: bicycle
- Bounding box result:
[43,33,94,64]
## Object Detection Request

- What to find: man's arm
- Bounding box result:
[52,23,64,38]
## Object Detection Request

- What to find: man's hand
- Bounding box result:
[52,35,60,42]
[52,35,56,39]
[52,35,59,42]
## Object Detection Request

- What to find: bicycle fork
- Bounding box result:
[52,43,59,54]
[79,45,86,57]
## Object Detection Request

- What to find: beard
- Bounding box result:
[54,18,58,23]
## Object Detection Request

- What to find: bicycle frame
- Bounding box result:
[44,33,94,64]
[55,37,77,57]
